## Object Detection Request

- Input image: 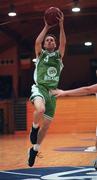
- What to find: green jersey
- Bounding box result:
[34,49,63,89]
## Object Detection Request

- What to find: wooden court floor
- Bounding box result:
[0,132,97,171]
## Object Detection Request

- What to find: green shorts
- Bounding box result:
[30,84,56,120]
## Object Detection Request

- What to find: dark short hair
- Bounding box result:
[44,34,57,44]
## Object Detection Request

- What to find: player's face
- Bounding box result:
[44,36,56,51]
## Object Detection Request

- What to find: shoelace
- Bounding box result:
[37,152,43,158]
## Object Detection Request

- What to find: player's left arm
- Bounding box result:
[58,12,66,59]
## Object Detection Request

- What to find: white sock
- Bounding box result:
[33,122,39,128]
[33,144,40,151]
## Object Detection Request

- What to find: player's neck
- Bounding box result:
[46,48,55,53]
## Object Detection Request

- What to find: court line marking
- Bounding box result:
[0,171,41,177]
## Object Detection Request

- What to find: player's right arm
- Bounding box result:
[35,21,49,57]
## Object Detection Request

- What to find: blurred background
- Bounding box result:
[0,0,97,134]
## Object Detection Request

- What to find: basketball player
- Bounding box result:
[51,84,97,170]
[28,11,66,166]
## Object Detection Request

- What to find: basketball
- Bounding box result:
[44,7,62,26]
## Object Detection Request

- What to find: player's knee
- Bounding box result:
[37,107,45,114]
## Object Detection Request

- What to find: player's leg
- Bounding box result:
[29,85,45,144]
[37,117,52,144]
[35,93,56,146]
[33,94,56,154]
[28,117,52,167]
[28,91,56,167]
[30,97,45,144]
[28,97,45,167]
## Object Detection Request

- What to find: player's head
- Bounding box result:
[43,34,57,52]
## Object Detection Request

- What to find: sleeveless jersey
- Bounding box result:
[34,49,63,89]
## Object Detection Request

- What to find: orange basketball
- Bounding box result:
[44,7,62,26]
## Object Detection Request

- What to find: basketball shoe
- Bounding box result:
[94,159,97,170]
[28,147,38,167]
